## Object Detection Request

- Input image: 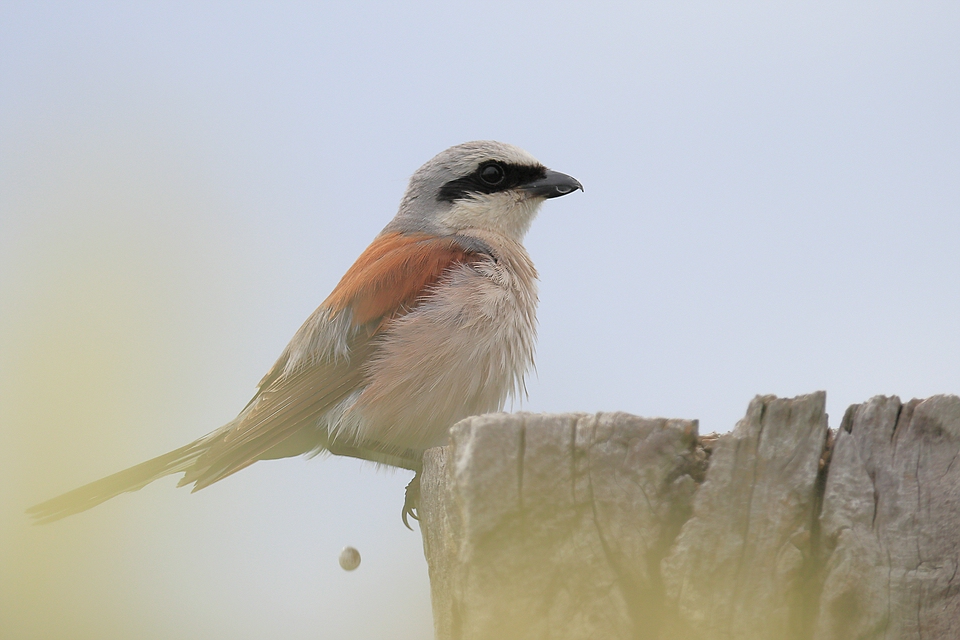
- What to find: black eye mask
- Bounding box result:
[437,161,548,203]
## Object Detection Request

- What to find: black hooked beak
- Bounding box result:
[521,169,584,199]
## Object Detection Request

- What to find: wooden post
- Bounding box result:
[419,392,960,640]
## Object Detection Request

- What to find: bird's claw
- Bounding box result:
[402,472,421,530]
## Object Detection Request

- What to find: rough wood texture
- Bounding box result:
[660,391,828,639]
[816,395,960,639]
[419,392,960,639]
[419,412,703,640]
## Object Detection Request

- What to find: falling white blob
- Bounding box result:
[339,546,361,571]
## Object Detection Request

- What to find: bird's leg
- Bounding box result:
[324,435,424,528]
[402,469,421,530]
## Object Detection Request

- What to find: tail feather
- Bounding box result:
[26,441,207,524]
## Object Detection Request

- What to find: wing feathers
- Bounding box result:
[182,233,488,488]
[324,232,486,328]
[183,339,375,490]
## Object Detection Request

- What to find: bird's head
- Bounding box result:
[387,141,582,241]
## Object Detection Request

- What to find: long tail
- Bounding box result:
[26,440,209,524]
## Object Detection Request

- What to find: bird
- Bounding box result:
[27,140,582,526]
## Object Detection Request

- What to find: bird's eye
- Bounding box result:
[480,163,505,185]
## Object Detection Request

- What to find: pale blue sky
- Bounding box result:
[2,3,958,638]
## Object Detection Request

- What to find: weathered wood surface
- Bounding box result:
[660,391,828,639]
[418,392,960,640]
[817,395,960,639]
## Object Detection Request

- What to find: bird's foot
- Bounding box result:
[402,471,421,530]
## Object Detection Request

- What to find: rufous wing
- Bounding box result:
[323,231,487,328]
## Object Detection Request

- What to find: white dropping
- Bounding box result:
[338,546,361,571]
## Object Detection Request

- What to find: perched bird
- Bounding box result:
[27,140,582,526]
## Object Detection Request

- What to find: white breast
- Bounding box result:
[336,230,539,454]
